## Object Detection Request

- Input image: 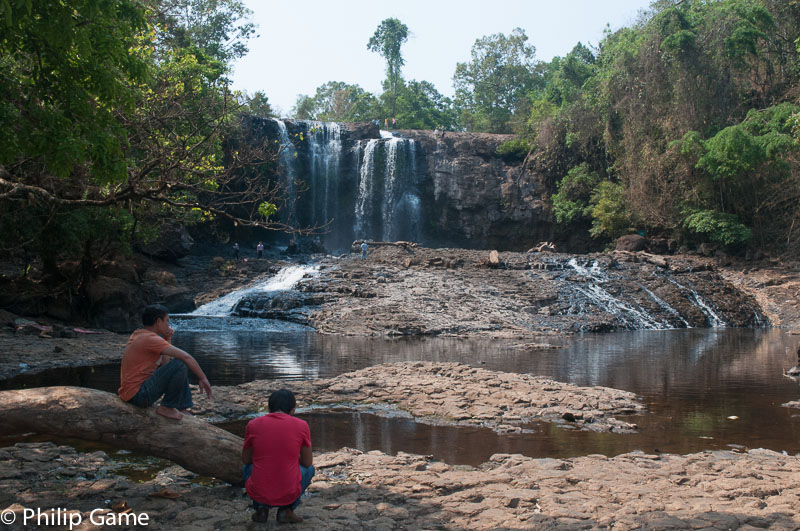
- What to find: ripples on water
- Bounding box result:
[4,318,800,463]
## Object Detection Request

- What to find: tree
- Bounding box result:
[453,28,541,133]
[291,81,380,122]
[387,80,459,130]
[367,18,409,119]
[0,0,296,308]
[239,90,275,118]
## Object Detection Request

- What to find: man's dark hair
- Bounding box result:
[142,304,169,326]
[268,389,296,414]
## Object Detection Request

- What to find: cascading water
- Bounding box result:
[272,119,297,224]
[302,121,342,227]
[354,133,422,242]
[562,258,733,330]
[355,139,379,238]
[667,278,727,327]
[566,259,667,329]
[191,265,319,317]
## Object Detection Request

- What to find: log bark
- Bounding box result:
[0,386,242,484]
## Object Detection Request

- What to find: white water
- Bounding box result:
[355,139,379,238]
[303,121,342,226]
[192,265,319,317]
[567,259,669,330]
[272,119,297,223]
[668,278,727,327]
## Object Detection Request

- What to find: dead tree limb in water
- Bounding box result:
[0,386,242,484]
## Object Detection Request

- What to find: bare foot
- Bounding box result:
[156,406,183,420]
[276,508,303,524]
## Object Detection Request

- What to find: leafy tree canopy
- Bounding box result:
[453,28,541,133]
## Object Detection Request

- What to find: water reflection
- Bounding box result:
[3,326,800,462]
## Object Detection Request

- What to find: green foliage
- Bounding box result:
[292,81,380,122]
[682,209,752,247]
[496,138,531,162]
[696,125,764,181]
[453,28,541,133]
[588,181,631,239]
[551,163,602,225]
[258,202,277,218]
[385,79,459,130]
[239,90,274,118]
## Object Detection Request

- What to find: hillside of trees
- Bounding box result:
[296,1,800,255]
[1,0,799,304]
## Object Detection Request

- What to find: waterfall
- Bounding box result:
[302,121,342,227]
[191,265,319,316]
[354,135,422,242]
[355,139,379,238]
[272,119,297,224]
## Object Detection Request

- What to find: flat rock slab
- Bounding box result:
[2,442,799,530]
[193,362,645,433]
[0,332,126,380]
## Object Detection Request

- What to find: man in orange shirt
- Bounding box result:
[118,304,212,420]
[242,389,314,524]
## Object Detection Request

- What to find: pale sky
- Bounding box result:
[231,1,653,117]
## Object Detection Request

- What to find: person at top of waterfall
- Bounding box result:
[434,127,439,136]
[242,389,314,524]
[118,304,212,421]
[361,241,368,260]
[233,242,240,259]
[392,117,396,128]
[257,241,264,259]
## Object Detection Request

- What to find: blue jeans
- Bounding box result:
[242,463,315,511]
[127,359,193,410]
[361,250,366,260]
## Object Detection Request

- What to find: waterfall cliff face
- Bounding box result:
[250,118,552,252]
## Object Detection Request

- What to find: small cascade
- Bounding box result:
[668,278,727,327]
[637,283,691,328]
[192,265,319,317]
[566,259,667,330]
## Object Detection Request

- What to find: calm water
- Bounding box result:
[4,320,800,464]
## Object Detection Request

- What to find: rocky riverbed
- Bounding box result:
[231,246,767,337]
[2,441,799,530]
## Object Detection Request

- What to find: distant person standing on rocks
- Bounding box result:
[242,389,314,524]
[233,242,240,259]
[384,117,389,128]
[257,241,264,259]
[392,117,396,129]
[118,304,212,421]
[361,241,368,260]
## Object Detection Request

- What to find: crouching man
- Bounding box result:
[242,389,315,524]
[118,304,212,420]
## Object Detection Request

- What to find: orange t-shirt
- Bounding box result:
[118,329,171,401]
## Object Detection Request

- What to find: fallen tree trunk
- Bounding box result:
[0,386,242,484]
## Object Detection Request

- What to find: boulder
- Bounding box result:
[616,234,647,252]
[136,224,194,261]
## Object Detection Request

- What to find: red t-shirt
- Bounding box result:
[243,413,311,506]
[118,329,171,401]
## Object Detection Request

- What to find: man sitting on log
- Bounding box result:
[242,389,315,524]
[118,304,212,421]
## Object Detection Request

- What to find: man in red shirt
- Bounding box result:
[118,304,212,420]
[242,389,314,524]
